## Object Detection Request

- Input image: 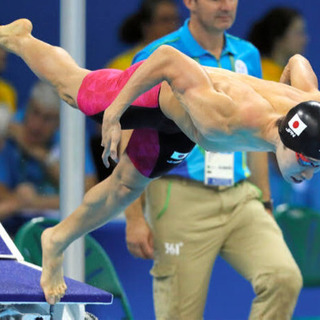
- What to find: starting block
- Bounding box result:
[0,223,112,319]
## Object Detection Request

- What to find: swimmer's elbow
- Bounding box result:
[152,45,179,62]
[290,54,304,61]
[288,54,308,67]
[150,45,192,84]
[150,46,177,71]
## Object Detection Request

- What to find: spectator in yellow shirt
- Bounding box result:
[106,0,180,70]
[0,47,17,113]
[248,7,307,82]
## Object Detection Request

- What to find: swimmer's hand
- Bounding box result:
[101,108,121,167]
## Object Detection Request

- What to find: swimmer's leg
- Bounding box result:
[40,151,151,304]
[0,19,89,108]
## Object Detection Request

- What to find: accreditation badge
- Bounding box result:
[234,59,248,74]
[204,151,234,186]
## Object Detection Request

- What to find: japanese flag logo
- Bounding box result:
[170,151,189,160]
[288,114,307,136]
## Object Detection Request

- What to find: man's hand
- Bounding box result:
[8,123,49,163]
[101,107,121,168]
[16,183,38,207]
[126,217,154,259]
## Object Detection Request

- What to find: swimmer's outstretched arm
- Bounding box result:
[280,54,318,91]
[0,19,89,108]
[101,45,235,165]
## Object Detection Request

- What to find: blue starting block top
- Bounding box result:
[0,223,112,305]
[0,259,112,304]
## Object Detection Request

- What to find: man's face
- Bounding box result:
[276,144,320,183]
[281,17,308,57]
[24,99,59,146]
[145,2,180,42]
[187,0,238,33]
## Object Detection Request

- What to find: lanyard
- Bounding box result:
[217,53,235,72]
[193,52,235,71]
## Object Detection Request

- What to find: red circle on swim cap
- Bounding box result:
[293,121,299,128]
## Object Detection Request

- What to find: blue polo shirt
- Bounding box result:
[133,19,262,183]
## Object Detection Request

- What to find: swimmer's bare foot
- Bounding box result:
[40,227,67,305]
[0,19,33,53]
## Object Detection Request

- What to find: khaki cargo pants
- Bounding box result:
[145,178,302,320]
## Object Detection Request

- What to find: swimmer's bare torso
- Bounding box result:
[157,65,320,153]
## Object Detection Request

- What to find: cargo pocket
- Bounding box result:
[150,262,178,319]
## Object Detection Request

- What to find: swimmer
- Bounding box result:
[1,18,320,304]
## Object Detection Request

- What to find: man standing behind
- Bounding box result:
[125,0,302,319]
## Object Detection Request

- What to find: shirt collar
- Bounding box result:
[224,34,242,56]
[180,18,239,58]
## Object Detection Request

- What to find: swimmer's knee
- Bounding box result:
[49,46,87,109]
[116,178,145,201]
[52,79,77,108]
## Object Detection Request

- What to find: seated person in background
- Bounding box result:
[248,6,307,82]
[0,80,98,236]
[106,0,180,70]
[247,7,320,211]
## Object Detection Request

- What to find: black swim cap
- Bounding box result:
[279,100,320,160]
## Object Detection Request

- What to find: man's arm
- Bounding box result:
[280,54,318,91]
[247,152,272,215]
[125,195,154,259]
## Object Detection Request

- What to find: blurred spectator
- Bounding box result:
[0,47,17,147]
[106,0,180,70]
[0,47,17,114]
[248,7,307,81]
[0,81,97,236]
[248,7,320,211]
